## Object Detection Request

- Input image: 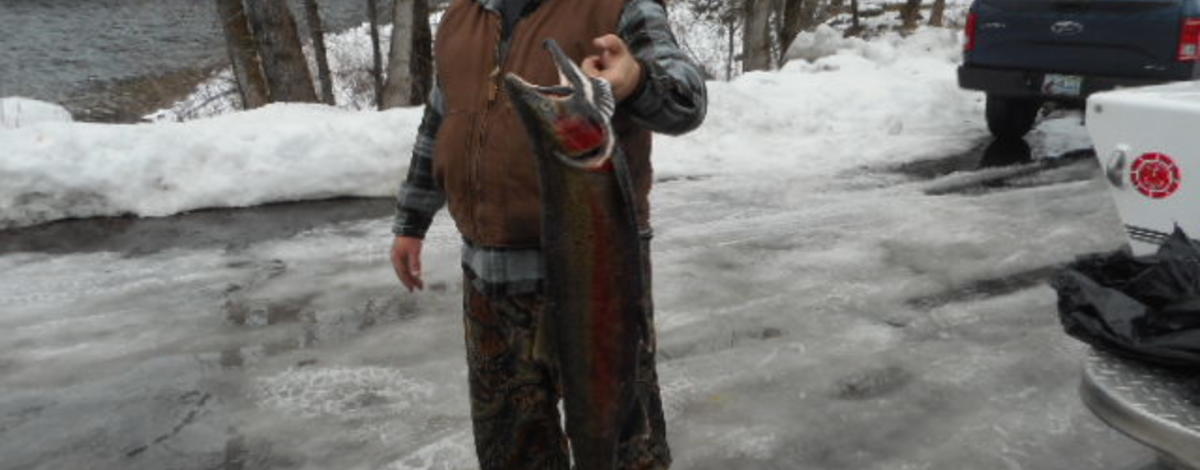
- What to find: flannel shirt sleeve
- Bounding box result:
[392,85,447,238]
[618,0,708,135]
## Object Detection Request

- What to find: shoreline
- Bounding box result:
[58,63,225,124]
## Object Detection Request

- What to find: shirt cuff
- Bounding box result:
[392,210,433,239]
[624,58,651,103]
[624,58,657,108]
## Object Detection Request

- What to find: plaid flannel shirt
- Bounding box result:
[393,0,708,296]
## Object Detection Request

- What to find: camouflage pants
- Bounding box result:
[462,265,671,469]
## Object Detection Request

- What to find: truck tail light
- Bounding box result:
[1179,18,1200,61]
[965,13,979,52]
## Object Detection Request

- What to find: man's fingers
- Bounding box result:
[391,237,425,292]
[392,250,422,292]
[410,253,424,290]
[393,252,415,291]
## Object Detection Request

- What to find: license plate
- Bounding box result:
[1042,74,1083,97]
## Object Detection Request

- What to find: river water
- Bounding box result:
[0,0,391,120]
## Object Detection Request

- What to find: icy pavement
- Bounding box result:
[0,115,1162,469]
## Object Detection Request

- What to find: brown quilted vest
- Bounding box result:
[433,0,653,248]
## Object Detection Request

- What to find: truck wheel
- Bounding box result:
[986,94,1041,139]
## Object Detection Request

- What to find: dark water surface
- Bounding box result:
[0,0,390,120]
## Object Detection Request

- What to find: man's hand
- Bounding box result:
[391,236,425,292]
[582,34,643,102]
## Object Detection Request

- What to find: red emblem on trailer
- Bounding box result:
[1131,152,1181,199]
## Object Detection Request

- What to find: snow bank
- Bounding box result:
[1,97,72,129]
[0,104,421,229]
[655,27,982,179]
[0,26,979,230]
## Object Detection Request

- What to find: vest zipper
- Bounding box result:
[473,6,530,237]
[467,10,504,236]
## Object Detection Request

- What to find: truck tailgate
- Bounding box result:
[1087,81,1200,255]
[972,0,1190,80]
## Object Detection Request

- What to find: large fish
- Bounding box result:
[503,40,649,469]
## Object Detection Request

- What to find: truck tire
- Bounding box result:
[986,94,1041,139]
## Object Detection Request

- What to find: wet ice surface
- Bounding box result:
[0,121,1157,469]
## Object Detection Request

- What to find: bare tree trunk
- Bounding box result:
[726,18,736,81]
[777,0,832,66]
[244,0,318,103]
[778,0,822,65]
[382,0,415,108]
[215,0,268,109]
[848,0,861,36]
[410,0,433,106]
[367,0,384,109]
[380,0,434,106]
[901,0,922,30]
[304,0,334,105]
[929,0,946,26]
[742,0,772,72]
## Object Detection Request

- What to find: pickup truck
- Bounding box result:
[958,0,1200,138]
[1081,82,1200,470]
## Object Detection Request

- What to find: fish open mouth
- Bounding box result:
[502,39,617,172]
[504,73,576,101]
[540,86,574,98]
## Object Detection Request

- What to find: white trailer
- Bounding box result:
[1088,81,1200,255]
[1083,82,1200,470]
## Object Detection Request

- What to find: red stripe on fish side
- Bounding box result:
[587,196,619,423]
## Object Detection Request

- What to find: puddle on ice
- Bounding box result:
[0,197,392,256]
[923,149,1099,197]
[836,131,1099,198]
[205,289,427,371]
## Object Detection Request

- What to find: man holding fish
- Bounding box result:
[390,0,706,468]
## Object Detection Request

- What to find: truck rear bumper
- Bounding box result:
[958,65,1172,101]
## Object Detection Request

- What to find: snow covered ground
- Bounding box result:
[0,23,1156,470]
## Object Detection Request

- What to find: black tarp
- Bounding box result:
[1053,227,1200,368]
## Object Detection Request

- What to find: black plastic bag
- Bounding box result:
[1053,227,1200,368]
